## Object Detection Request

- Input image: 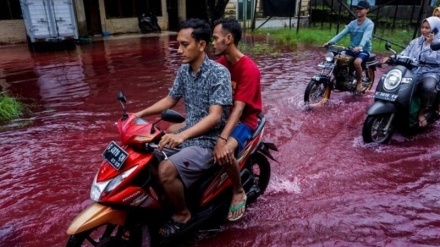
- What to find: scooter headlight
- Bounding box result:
[325,52,334,62]
[90,175,110,201]
[90,165,138,201]
[383,69,402,91]
[104,165,137,193]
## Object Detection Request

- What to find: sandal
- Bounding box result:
[227,195,247,221]
[159,218,188,238]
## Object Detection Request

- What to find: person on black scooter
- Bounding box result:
[324,0,374,93]
[135,19,232,238]
[383,16,440,127]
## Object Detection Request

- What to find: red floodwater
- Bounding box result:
[1,34,440,247]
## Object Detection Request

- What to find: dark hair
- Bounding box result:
[179,18,211,44]
[213,18,242,45]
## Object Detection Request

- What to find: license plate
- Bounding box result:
[102,141,128,170]
[374,91,398,102]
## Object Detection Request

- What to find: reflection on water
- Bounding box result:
[0,34,440,247]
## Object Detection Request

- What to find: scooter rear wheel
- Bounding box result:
[66,224,145,247]
[362,114,394,144]
[304,80,331,107]
[245,152,271,203]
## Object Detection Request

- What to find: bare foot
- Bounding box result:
[418,111,428,127]
[355,81,365,93]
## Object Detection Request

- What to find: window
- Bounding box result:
[0,0,22,20]
[375,0,419,5]
[104,0,162,18]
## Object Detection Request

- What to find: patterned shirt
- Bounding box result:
[169,55,232,149]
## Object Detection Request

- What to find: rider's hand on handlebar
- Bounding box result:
[382,57,390,64]
[352,46,363,52]
[158,133,185,151]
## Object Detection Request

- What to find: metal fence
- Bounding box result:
[310,0,438,48]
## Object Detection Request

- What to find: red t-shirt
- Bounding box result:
[217,55,262,130]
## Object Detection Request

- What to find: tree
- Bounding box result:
[200,0,230,26]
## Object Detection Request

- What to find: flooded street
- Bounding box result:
[1,34,440,247]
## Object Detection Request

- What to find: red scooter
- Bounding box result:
[65,91,277,246]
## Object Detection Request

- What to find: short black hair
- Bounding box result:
[179,18,211,44]
[213,18,242,46]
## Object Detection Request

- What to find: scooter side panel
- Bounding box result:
[199,132,263,207]
[66,202,127,234]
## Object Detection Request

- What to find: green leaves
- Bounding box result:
[0,92,24,122]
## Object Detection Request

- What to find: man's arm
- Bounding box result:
[158,104,223,149]
[358,21,374,50]
[327,25,350,45]
[400,38,417,57]
[220,101,245,140]
[135,95,178,118]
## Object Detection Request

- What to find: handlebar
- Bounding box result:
[325,44,346,54]
[386,55,419,69]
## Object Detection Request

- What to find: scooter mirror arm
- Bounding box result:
[150,118,163,134]
[119,101,128,120]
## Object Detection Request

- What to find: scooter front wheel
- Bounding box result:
[66,224,145,247]
[304,80,331,107]
[362,114,394,144]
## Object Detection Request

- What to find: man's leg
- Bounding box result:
[158,160,191,223]
[354,57,363,92]
[418,77,437,127]
[222,137,246,220]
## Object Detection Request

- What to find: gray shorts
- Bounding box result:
[168,146,214,188]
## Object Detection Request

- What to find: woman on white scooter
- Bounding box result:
[383,16,440,127]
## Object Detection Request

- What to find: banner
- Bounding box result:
[262,0,296,17]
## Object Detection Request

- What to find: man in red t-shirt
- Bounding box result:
[212,18,262,221]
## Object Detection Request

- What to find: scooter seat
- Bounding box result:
[367,53,376,62]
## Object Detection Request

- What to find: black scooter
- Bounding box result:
[362,42,440,144]
[138,12,161,34]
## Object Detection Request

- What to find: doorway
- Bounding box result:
[167,0,179,31]
[84,0,102,35]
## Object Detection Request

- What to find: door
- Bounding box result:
[167,0,178,31]
[83,0,101,35]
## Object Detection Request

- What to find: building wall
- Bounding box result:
[0,20,27,44]
[0,0,176,44]
[226,0,310,29]
[227,0,310,17]
[98,0,186,34]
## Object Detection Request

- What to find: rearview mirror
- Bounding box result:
[117,91,127,103]
[385,41,392,50]
[161,109,185,123]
